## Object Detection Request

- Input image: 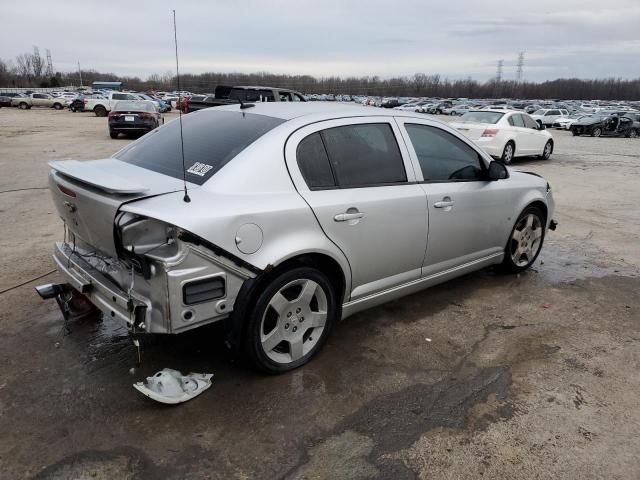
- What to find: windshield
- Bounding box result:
[458,111,505,124]
[532,109,546,116]
[115,110,285,185]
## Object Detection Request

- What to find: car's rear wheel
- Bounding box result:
[626,129,637,138]
[53,103,63,110]
[591,127,602,137]
[244,267,337,373]
[18,102,28,110]
[501,141,515,165]
[109,130,118,139]
[502,206,546,273]
[94,106,107,117]
[540,140,553,160]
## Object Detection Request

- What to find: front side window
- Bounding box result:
[523,115,539,129]
[405,124,484,182]
[112,93,126,100]
[321,123,407,187]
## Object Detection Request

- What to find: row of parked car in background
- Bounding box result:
[2,86,638,142]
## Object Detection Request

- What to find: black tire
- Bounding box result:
[626,129,637,139]
[591,127,602,137]
[500,141,515,165]
[536,120,543,128]
[501,206,546,273]
[94,105,107,117]
[540,140,553,160]
[18,102,28,110]
[109,130,118,139]
[571,129,579,136]
[243,266,338,373]
[53,103,63,110]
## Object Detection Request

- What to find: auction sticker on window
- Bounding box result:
[187,162,214,177]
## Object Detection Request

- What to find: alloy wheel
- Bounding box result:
[260,279,328,364]
[509,213,543,267]
[502,143,514,164]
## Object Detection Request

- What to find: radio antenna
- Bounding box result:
[173,9,190,203]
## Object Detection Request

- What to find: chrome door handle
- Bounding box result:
[334,211,365,222]
[434,197,454,209]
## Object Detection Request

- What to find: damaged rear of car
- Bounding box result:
[41,109,289,335]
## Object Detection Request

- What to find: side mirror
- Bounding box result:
[538,123,546,130]
[487,161,508,180]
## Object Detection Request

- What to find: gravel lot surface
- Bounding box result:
[1,107,639,479]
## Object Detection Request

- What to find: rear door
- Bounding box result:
[397,118,517,276]
[285,117,428,300]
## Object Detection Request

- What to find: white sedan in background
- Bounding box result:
[450,110,554,164]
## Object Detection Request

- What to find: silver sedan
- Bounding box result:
[40,103,556,373]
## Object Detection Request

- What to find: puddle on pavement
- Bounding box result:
[533,237,638,283]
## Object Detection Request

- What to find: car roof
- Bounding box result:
[209,102,416,121]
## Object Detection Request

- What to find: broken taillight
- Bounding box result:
[57,183,76,197]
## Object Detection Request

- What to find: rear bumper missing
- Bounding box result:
[52,242,149,330]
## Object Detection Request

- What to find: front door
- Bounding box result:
[397,119,517,276]
[285,118,428,300]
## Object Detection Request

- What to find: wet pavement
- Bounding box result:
[1,109,639,479]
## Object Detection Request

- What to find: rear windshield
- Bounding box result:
[114,110,284,185]
[459,111,504,124]
[113,101,155,112]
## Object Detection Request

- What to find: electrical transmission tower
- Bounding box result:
[516,51,525,83]
[496,59,504,83]
[45,49,54,77]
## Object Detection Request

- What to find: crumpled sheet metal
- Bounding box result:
[133,368,214,404]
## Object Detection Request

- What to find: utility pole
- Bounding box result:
[78,61,83,87]
[516,51,525,83]
[45,49,54,77]
[494,59,504,98]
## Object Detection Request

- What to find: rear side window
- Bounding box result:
[321,124,406,187]
[509,114,525,127]
[115,111,284,185]
[297,133,335,188]
[405,124,484,181]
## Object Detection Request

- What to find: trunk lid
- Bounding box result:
[49,158,193,257]
[449,122,492,141]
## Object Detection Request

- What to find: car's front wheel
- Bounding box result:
[502,206,546,273]
[626,129,637,138]
[244,267,338,373]
[591,127,602,137]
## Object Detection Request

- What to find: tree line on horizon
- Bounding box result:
[1,48,639,100]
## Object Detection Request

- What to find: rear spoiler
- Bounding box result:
[49,160,150,194]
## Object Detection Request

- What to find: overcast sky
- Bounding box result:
[2,0,639,82]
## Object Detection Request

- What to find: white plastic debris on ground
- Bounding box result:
[133,368,214,404]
